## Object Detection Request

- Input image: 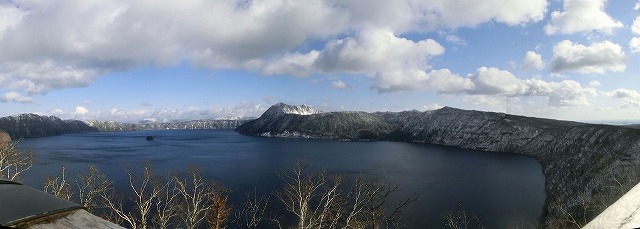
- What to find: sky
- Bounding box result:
[0,0,640,122]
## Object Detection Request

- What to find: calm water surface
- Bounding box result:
[19,129,545,228]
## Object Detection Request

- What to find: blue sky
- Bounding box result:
[1,0,639,122]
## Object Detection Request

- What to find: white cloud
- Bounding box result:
[330,80,352,89]
[74,106,89,115]
[466,67,596,106]
[550,40,626,74]
[0,0,550,102]
[630,37,640,54]
[421,0,547,28]
[0,61,100,95]
[0,91,32,103]
[607,88,640,108]
[544,0,623,35]
[376,66,596,107]
[423,103,443,110]
[633,17,640,35]
[606,88,640,100]
[445,34,467,45]
[470,67,528,95]
[463,95,506,107]
[51,109,65,115]
[55,100,269,121]
[588,80,601,87]
[315,29,445,74]
[621,101,640,108]
[593,106,612,112]
[332,0,547,32]
[262,51,320,77]
[547,80,596,106]
[521,51,545,70]
[0,3,27,34]
[264,29,446,92]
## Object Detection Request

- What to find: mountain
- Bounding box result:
[237,103,640,227]
[262,102,322,116]
[0,114,98,139]
[239,104,388,139]
[0,113,252,138]
[626,124,640,129]
[85,119,251,131]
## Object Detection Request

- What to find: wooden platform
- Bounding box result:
[583,182,640,228]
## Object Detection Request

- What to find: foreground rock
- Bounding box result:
[237,103,640,227]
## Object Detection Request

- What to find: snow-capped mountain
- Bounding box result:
[237,103,640,227]
[0,114,254,137]
[84,118,252,131]
[261,103,322,117]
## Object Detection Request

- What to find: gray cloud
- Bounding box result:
[0,91,32,103]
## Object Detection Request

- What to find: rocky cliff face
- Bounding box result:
[0,114,98,139]
[0,113,250,138]
[85,119,250,131]
[237,103,640,227]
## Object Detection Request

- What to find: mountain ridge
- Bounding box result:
[236,103,640,227]
[0,114,253,139]
[0,114,98,139]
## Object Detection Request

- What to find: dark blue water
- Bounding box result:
[19,129,545,228]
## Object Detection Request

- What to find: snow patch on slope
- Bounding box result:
[261,103,322,118]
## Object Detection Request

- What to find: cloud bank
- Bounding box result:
[0,0,607,114]
[0,0,548,98]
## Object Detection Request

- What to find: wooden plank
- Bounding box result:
[25,209,124,229]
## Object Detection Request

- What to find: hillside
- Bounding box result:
[0,113,252,139]
[85,119,249,131]
[237,103,640,227]
[0,114,98,139]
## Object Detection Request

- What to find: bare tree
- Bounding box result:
[358,177,418,229]
[236,188,270,229]
[77,165,112,212]
[0,139,35,181]
[129,164,163,229]
[548,191,597,229]
[342,176,367,229]
[101,190,133,226]
[175,166,212,229]
[274,160,328,229]
[153,176,179,229]
[275,160,415,229]
[101,163,167,229]
[43,166,73,200]
[442,202,484,229]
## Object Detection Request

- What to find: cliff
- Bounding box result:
[0,113,250,138]
[85,119,250,131]
[237,103,640,227]
[0,114,98,139]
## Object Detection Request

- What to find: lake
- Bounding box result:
[18,129,545,228]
